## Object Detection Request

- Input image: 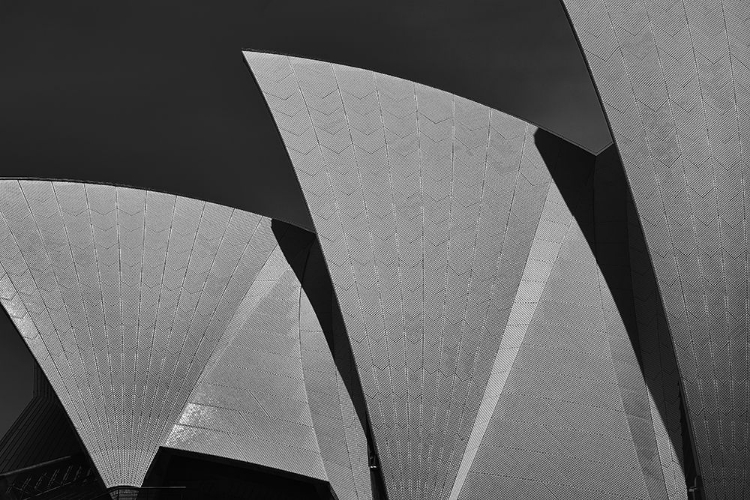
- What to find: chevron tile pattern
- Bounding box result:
[561,1,750,497]
[246,51,550,499]
[300,282,372,500]
[247,51,682,500]
[449,183,574,499]
[458,177,675,500]
[165,229,372,499]
[0,180,286,486]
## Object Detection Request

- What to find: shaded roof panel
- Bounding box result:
[561,1,750,498]
[0,180,279,486]
[163,227,373,500]
[246,52,667,500]
[246,51,548,498]
[0,180,372,496]
[455,181,669,500]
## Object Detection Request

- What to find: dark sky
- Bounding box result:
[0,0,610,440]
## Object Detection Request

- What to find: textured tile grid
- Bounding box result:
[590,146,683,500]
[603,257,670,499]
[150,202,266,461]
[627,192,687,500]
[449,182,571,499]
[458,181,663,500]
[0,181,105,472]
[165,243,327,481]
[0,180,278,487]
[562,1,749,497]
[301,289,372,500]
[247,51,564,499]
[165,231,373,500]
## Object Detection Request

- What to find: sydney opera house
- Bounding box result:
[0,0,748,499]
